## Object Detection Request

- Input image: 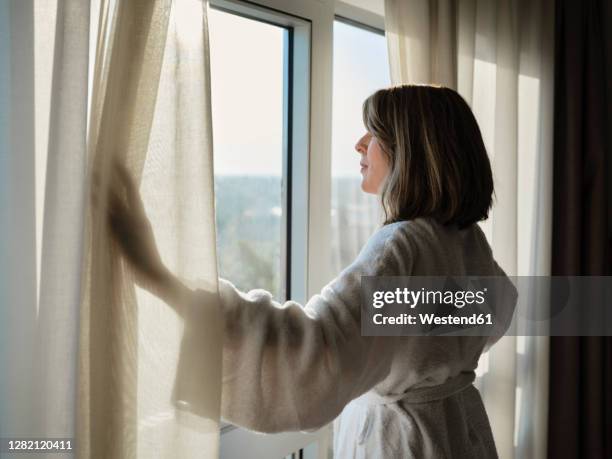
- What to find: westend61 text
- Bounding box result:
[372,312,493,326]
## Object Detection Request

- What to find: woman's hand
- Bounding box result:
[103,160,167,285]
[92,160,192,315]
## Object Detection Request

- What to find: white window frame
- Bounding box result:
[209,1,385,457]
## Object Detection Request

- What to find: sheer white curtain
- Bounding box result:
[384,0,554,457]
[1,0,222,457]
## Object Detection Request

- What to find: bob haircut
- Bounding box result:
[362,85,494,229]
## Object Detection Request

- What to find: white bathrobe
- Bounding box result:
[211,217,516,458]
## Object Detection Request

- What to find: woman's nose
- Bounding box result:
[355,135,366,154]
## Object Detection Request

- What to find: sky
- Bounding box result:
[208,10,390,177]
[208,9,285,176]
[331,21,390,177]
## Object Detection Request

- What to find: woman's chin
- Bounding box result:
[360,181,374,194]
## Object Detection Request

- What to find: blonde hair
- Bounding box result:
[362,85,494,229]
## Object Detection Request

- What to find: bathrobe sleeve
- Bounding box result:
[210,225,407,433]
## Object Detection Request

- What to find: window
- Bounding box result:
[209,8,288,300]
[208,3,318,457]
[207,2,387,458]
[331,18,390,272]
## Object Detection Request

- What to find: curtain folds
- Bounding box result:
[35,0,90,445]
[1,0,223,457]
[384,0,554,457]
[80,0,223,457]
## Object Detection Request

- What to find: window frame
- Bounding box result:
[335,0,385,32]
[210,0,311,305]
[329,14,389,274]
[209,1,323,457]
[334,14,385,37]
[208,1,386,458]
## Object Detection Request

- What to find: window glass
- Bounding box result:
[209,9,287,298]
[331,20,390,271]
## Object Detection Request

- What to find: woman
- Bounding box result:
[105,85,516,458]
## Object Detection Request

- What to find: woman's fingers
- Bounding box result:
[107,191,131,243]
[107,189,122,216]
[112,160,147,215]
[112,160,135,197]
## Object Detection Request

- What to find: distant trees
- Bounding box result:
[215,175,282,298]
[215,174,381,301]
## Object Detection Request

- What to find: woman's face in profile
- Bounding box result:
[355,132,390,194]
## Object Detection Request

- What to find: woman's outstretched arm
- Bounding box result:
[211,233,401,432]
[100,161,404,432]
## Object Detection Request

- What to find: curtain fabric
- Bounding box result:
[548,1,612,457]
[1,0,223,457]
[384,0,554,457]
